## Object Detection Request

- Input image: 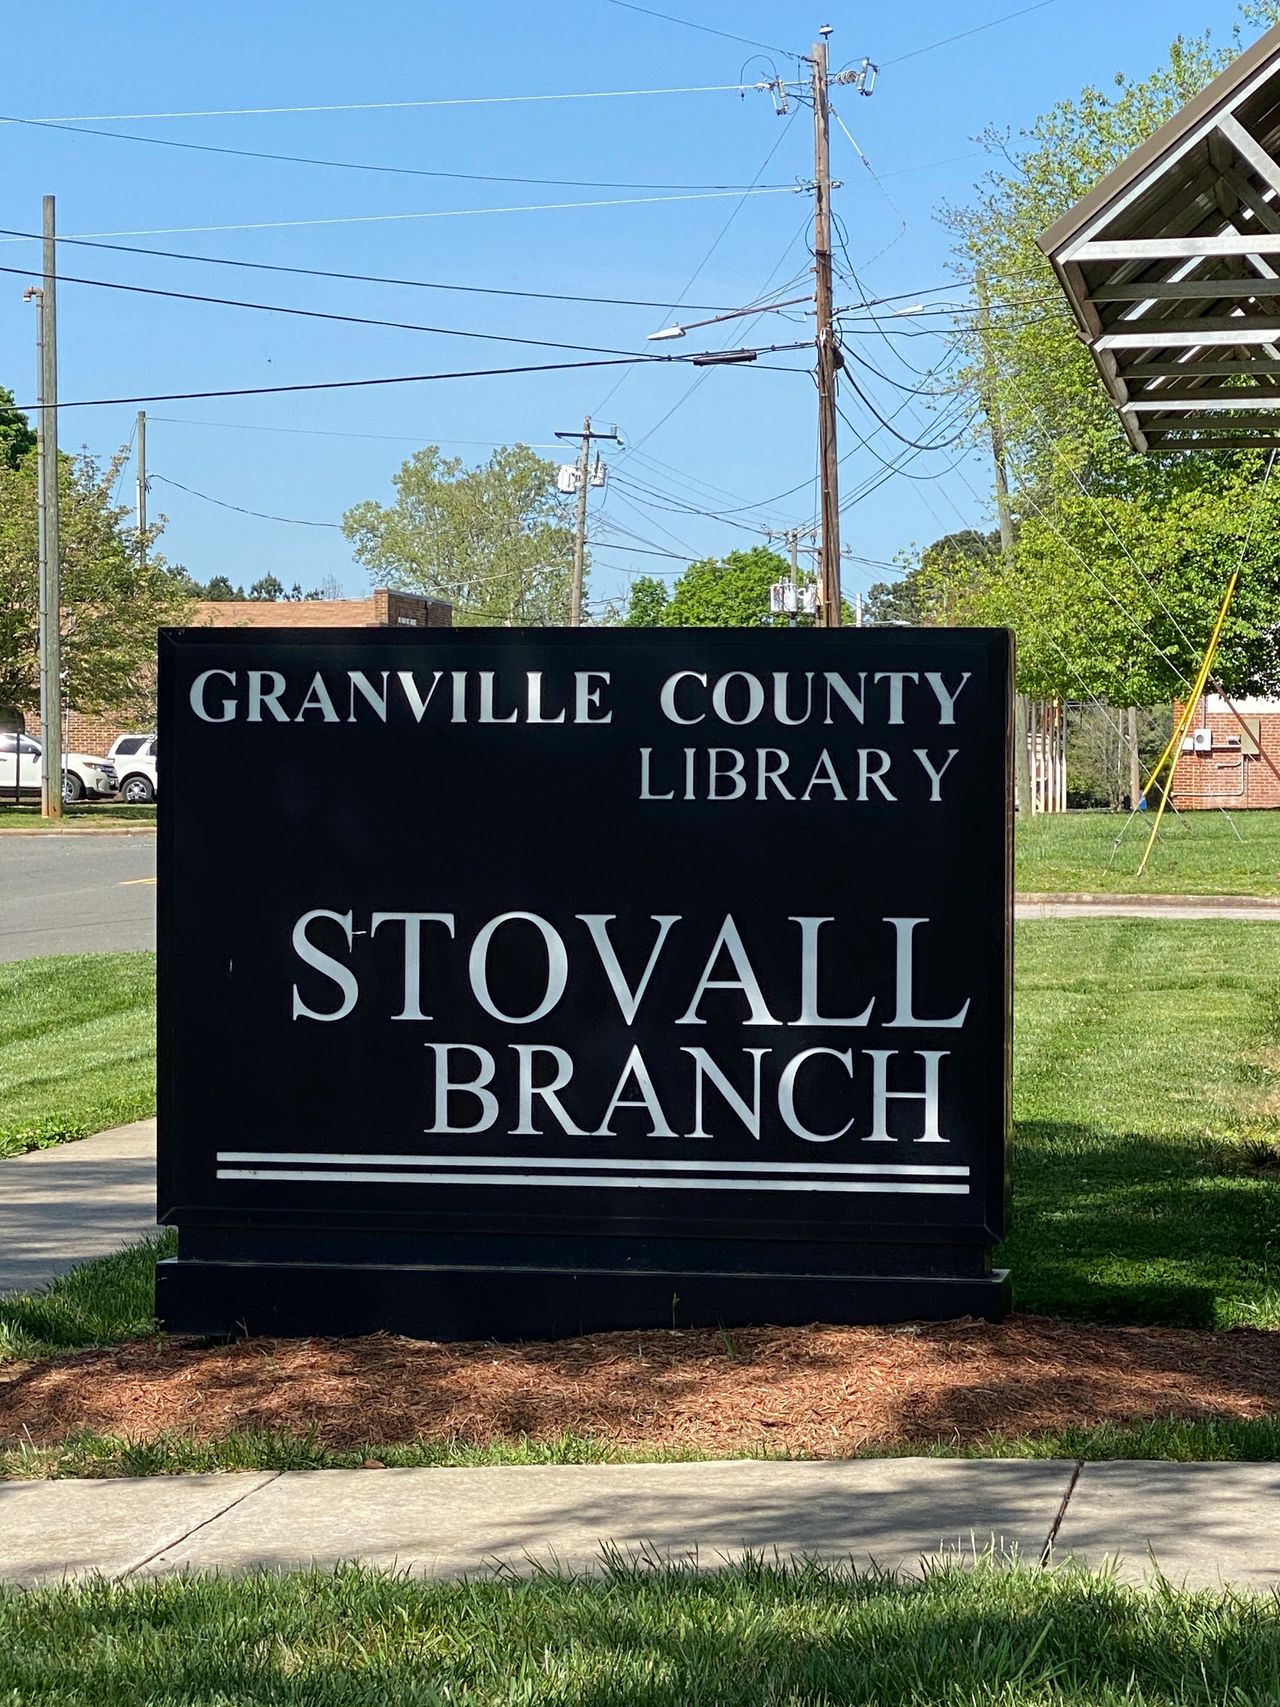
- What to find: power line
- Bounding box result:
[0,224,743,313]
[884,0,1065,66]
[11,341,812,411]
[0,226,742,314]
[592,106,801,417]
[0,259,722,360]
[1,109,793,194]
[150,472,340,528]
[25,185,799,244]
[598,0,794,57]
[13,84,768,124]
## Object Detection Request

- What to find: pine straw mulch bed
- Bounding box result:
[2,1314,1279,1456]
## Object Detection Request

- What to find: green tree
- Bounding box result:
[0,448,191,719]
[0,388,34,472]
[938,11,1280,704]
[865,531,999,626]
[248,574,286,601]
[343,445,575,625]
[625,547,803,626]
[198,576,244,601]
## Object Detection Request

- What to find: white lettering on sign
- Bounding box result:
[187,662,974,805]
[287,908,973,1149]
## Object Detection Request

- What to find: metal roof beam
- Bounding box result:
[1072,233,1280,260]
[1146,434,1280,448]
[1216,113,1280,199]
[1125,356,1280,376]
[1125,391,1280,408]
[1092,277,1280,300]
[1141,411,1280,429]
[1099,323,1280,348]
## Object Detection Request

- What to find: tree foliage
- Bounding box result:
[865,531,999,627]
[343,445,576,626]
[0,389,34,473]
[934,11,1280,704]
[191,574,325,601]
[0,448,190,719]
[625,547,806,627]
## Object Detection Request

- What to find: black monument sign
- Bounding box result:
[157,627,1011,1337]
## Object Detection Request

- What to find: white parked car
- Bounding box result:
[108,732,155,766]
[0,732,118,801]
[114,736,158,805]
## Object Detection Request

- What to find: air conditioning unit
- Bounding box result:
[1192,727,1213,752]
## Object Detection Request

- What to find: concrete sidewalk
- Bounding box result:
[0,1458,1277,1592]
[0,1119,158,1295]
[1016,898,1280,921]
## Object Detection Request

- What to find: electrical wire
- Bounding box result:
[0,109,794,193]
[883,0,1065,66]
[13,84,767,123]
[0,225,744,313]
[21,185,799,244]
[0,260,734,361]
[592,107,801,417]
[150,472,340,528]
[839,372,979,453]
[10,340,813,411]
[598,0,794,58]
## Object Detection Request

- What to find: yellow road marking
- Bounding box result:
[118,877,157,887]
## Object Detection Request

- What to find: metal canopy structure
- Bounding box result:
[1039,23,1280,454]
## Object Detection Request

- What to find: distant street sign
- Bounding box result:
[156,627,1012,1340]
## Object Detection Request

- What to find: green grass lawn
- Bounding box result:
[1015,808,1280,896]
[2,1560,1278,1706]
[0,954,156,1157]
[1005,920,1280,1328]
[0,802,155,829]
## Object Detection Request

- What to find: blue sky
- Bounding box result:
[0,0,1259,612]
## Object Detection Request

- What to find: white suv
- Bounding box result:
[0,733,118,801]
[114,736,158,804]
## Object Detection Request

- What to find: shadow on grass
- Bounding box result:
[1002,1121,1280,1329]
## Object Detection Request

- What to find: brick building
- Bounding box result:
[1170,694,1280,811]
[31,588,452,758]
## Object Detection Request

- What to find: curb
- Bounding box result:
[0,826,156,838]
[1015,891,1280,910]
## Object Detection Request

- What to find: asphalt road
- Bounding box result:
[0,834,156,963]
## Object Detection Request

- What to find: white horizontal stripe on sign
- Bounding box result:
[216,1151,970,1178]
[216,1168,969,1195]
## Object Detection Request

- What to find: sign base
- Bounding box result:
[156,1258,1010,1341]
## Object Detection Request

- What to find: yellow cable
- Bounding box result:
[1135,568,1240,878]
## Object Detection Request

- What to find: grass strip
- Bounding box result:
[2,1558,1279,1705]
[0,804,155,829]
[0,1233,173,1365]
[7,1415,1280,1480]
[1015,807,1280,897]
[0,954,156,1157]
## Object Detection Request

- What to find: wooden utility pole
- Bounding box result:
[811,32,842,627]
[1127,705,1142,810]
[975,269,1032,817]
[28,195,63,818]
[136,410,147,562]
[555,416,620,627]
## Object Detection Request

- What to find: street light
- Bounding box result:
[647,293,814,341]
